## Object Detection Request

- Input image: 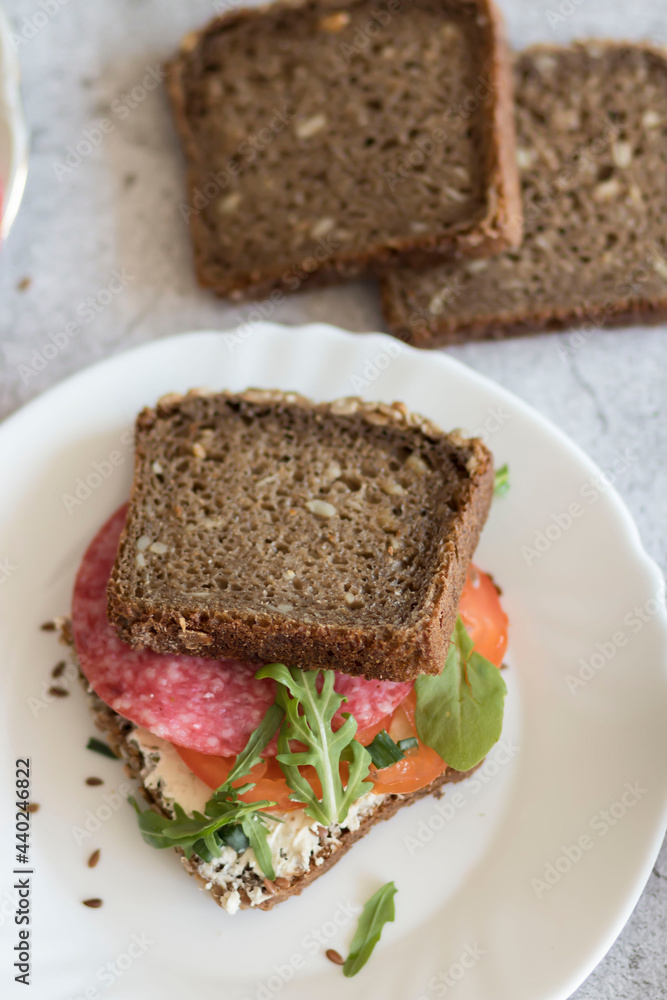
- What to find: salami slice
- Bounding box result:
[72,506,413,757]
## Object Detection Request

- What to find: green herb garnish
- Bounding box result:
[343,881,398,977]
[415,617,506,772]
[219,825,250,853]
[225,703,284,785]
[86,737,118,759]
[131,703,285,878]
[256,664,373,826]
[494,463,510,496]
[397,737,418,753]
[367,730,404,769]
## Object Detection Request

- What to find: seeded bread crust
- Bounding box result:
[107,389,494,682]
[381,42,667,346]
[88,687,478,912]
[166,0,522,302]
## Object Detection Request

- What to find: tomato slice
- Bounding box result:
[173,745,305,812]
[369,691,445,794]
[355,713,394,746]
[241,757,307,813]
[173,565,507,804]
[458,564,508,667]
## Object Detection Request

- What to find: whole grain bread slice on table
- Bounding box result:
[87,683,479,913]
[106,389,494,683]
[166,0,522,302]
[381,42,667,346]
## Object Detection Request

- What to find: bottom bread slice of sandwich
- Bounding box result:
[62,390,509,914]
[85,686,479,914]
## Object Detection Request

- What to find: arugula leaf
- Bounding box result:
[131,703,285,878]
[226,703,284,785]
[132,795,275,856]
[240,811,276,879]
[343,882,398,977]
[494,463,510,496]
[415,617,506,772]
[86,737,118,759]
[256,664,373,826]
[367,730,404,769]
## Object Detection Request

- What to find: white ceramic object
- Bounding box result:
[0,325,665,1000]
[0,3,28,241]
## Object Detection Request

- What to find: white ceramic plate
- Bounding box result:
[1,325,666,1000]
[0,3,28,241]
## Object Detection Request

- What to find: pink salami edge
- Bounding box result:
[72,505,413,757]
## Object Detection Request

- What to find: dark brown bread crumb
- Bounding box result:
[82,898,103,908]
[107,389,493,681]
[166,0,521,301]
[382,42,667,345]
[87,850,101,869]
[326,949,345,965]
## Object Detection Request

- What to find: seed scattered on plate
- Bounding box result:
[86,777,103,786]
[87,849,101,869]
[325,949,344,965]
[82,898,103,908]
[26,803,40,814]
[51,661,67,678]
[48,685,69,698]
[40,621,57,632]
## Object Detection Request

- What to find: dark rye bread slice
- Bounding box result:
[381,42,667,346]
[107,389,493,682]
[87,686,478,912]
[166,0,522,301]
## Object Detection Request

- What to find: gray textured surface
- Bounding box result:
[0,0,665,996]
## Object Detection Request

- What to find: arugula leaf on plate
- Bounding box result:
[494,463,510,496]
[256,663,373,826]
[343,881,398,977]
[415,617,506,772]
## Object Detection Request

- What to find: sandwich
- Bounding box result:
[63,388,509,916]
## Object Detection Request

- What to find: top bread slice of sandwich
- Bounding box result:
[166,0,522,301]
[106,389,493,682]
